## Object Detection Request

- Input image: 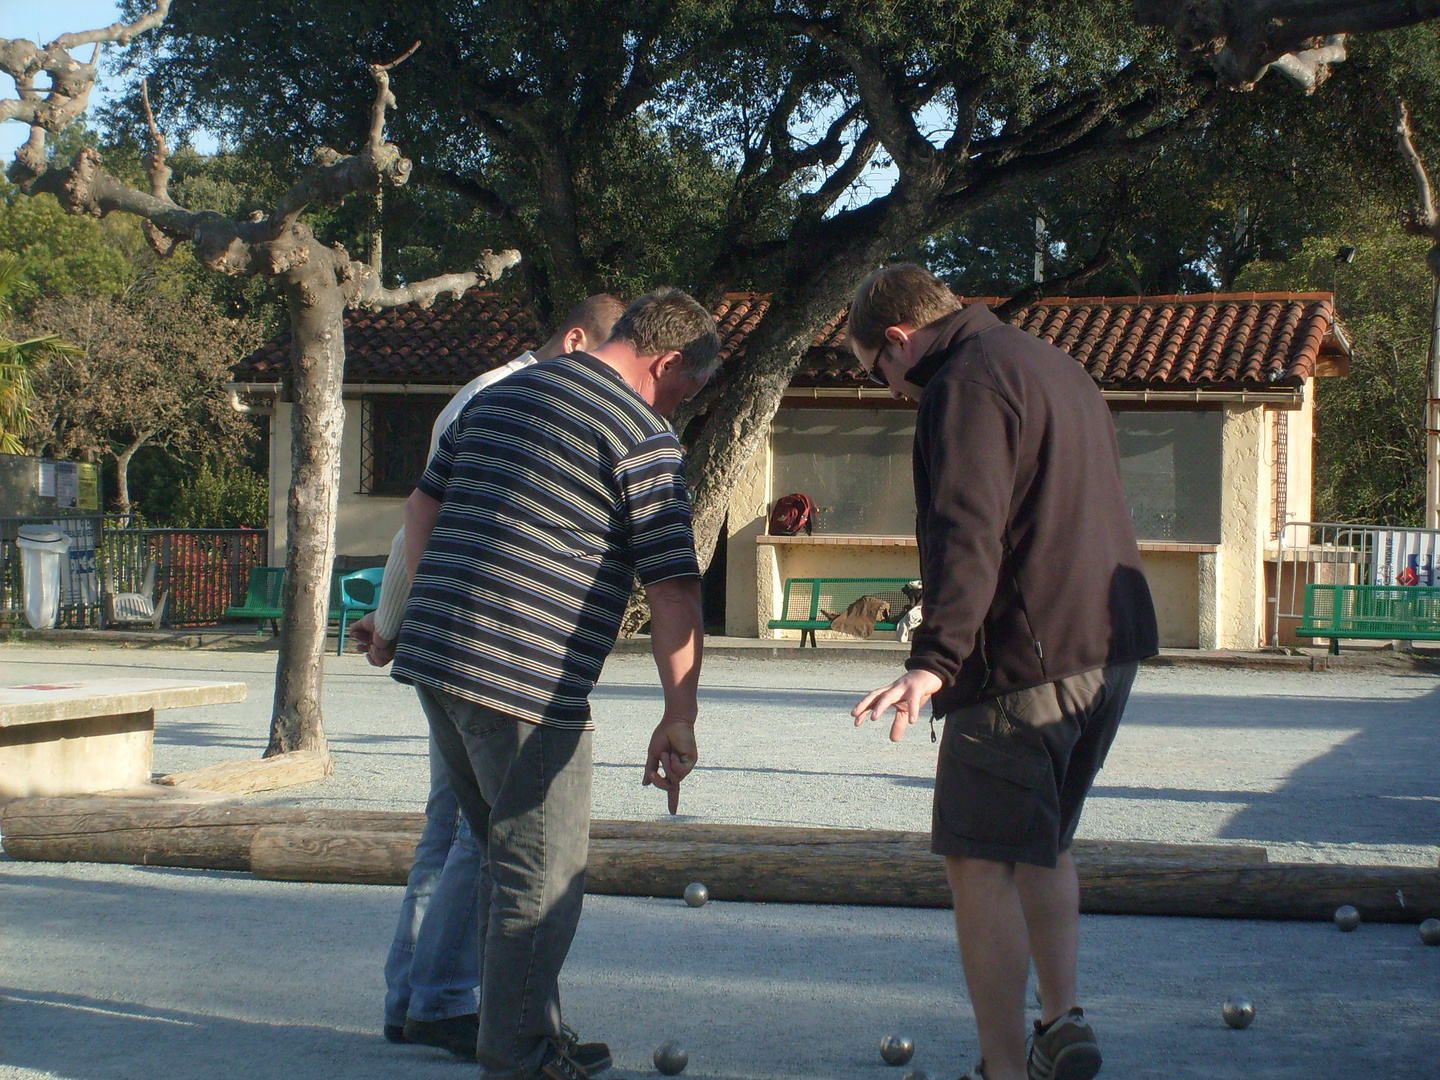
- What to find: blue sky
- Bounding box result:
[1,1,127,161]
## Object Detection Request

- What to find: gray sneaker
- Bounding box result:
[1028,1008,1102,1080]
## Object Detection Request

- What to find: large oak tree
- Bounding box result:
[120,0,1440,567]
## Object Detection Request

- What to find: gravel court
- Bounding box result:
[1,644,1438,1077]
[0,644,1436,864]
[1,858,1436,1080]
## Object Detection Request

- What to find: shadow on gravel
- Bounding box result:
[1120,684,1440,848]
[0,988,451,1080]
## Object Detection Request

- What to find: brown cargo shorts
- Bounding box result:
[931,662,1137,868]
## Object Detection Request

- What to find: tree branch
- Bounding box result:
[267,44,420,239]
[1134,0,1440,90]
[345,248,522,311]
[139,78,181,258]
[993,238,1118,320]
[778,14,935,169]
[1395,98,1440,244]
[1,1,170,178]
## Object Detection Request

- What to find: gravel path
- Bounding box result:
[2,645,1437,1079]
[2,644,1436,865]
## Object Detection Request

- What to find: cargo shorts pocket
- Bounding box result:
[934,729,1054,849]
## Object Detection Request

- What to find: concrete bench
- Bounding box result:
[0,679,247,800]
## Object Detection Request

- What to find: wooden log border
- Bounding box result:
[7,796,1437,923]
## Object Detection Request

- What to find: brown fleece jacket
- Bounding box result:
[902,304,1158,713]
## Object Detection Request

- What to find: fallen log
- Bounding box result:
[0,796,423,871]
[251,827,420,886]
[155,750,332,795]
[247,827,1438,922]
[0,795,1267,871]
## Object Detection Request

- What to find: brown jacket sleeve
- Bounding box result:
[904,374,1021,688]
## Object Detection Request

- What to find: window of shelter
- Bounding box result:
[1112,410,1223,543]
[358,396,448,496]
[770,408,916,534]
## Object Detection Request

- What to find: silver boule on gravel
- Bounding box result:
[903,1071,930,1080]
[1420,918,1440,946]
[1334,904,1361,932]
[683,882,709,908]
[879,1034,915,1066]
[1221,996,1256,1030]
[654,1041,688,1075]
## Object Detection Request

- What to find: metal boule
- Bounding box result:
[683,882,709,907]
[654,1041,688,1075]
[1221,995,1255,1030]
[1420,918,1440,946]
[879,1034,915,1066]
[902,1071,930,1080]
[1334,904,1361,931]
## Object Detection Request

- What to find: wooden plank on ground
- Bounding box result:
[1,797,1267,871]
[0,796,424,870]
[155,750,332,794]
[245,827,1421,923]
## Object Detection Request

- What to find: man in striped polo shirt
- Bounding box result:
[392,288,718,1080]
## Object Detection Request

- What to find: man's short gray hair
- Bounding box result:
[607,288,720,377]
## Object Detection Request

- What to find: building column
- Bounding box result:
[1216,405,1267,650]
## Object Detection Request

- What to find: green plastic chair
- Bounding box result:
[337,566,385,655]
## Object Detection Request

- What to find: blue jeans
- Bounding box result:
[383,730,487,1027]
[417,684,593,1080]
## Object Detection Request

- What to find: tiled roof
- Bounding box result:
[233,291,542,385]
[234,288,1347,390]
[760,291,1347,389]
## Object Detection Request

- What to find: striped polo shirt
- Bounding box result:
[391,352,701,728]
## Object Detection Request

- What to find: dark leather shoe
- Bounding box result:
[403,1013,480,1061]
[383,1023,408,1044]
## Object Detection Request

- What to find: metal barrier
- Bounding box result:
[103,529,269,626]
[1,517,268,629]
[1269,522,1439,646]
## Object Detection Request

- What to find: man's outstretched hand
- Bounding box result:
[644,716,698,815]
[852,667,945,742]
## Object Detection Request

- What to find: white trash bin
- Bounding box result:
[16,526,71,630]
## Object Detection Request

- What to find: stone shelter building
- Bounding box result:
[230,288,1351,650]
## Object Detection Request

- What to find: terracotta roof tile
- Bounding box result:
[233,288,1347,391]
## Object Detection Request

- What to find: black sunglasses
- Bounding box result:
[865,343,891,388]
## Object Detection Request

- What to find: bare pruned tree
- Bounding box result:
[1,3,519,768]
[1135,0,1440,92]
[1394,99,1440,527]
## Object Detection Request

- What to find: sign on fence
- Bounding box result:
[1370,529,1438,587]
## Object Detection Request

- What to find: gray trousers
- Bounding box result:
[415,684,593,1080]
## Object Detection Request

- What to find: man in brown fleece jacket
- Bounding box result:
[848,264,1158,1080]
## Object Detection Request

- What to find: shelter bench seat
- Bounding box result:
[223,567,367,637]
[1295,583,1440,654]
[768,577,914,647]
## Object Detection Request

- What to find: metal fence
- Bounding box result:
[1,516,268,629]
[1268,522,1440,646]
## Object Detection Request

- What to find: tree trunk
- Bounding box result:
[684,270,879,570]
[113,433,149,522]
[266,246,347,759]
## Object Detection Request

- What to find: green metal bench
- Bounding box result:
[223,566,348,637]
[1295,583,1440,654]
[768,577,914,647]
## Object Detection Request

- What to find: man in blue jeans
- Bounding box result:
[351,296,626,1060]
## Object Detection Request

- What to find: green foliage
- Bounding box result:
[1238,221,1433,526]
[0,186,133,298]
[168,461,269,529]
